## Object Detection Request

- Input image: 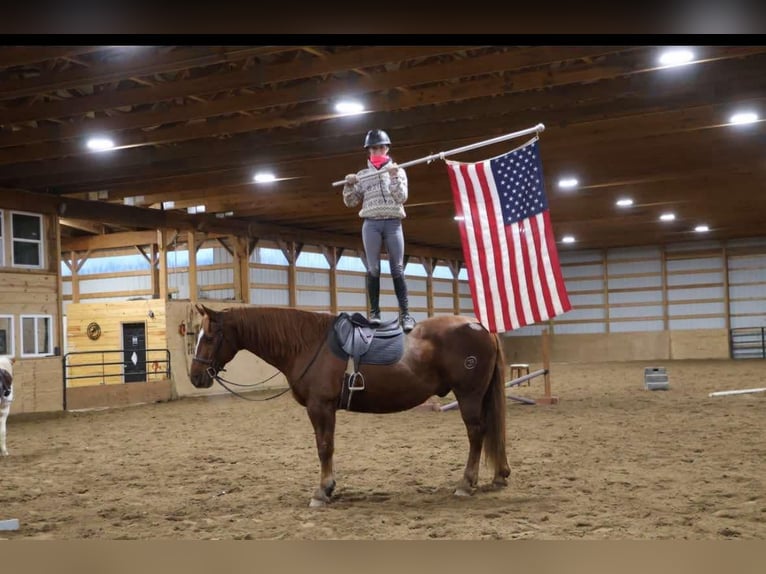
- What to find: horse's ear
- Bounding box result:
[195,304,207,317]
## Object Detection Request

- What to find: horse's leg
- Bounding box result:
[306,400,337,507]
[0,404,9,456]
[454,395,485,497]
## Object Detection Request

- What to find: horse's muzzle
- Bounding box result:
[190,371,214,388]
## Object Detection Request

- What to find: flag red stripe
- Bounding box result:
[519,221,542,324]
[475,161,514,331]
[543,211,572,312]
[462,163,497,331]
[530,214,556,319]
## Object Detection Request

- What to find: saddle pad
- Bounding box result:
[328,313,405,366]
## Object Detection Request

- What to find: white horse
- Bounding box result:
[0,357,14,456]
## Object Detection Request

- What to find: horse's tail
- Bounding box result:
[482,333,508,471]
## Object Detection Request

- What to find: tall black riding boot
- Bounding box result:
[366,273,381,326]
[393,275,416,333]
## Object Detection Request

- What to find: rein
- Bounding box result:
[192,324,329,402]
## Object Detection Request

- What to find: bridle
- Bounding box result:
[191,325,291,402]
[192,330,225,381]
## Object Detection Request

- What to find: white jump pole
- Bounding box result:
[708,387,766,398]
[439,369,548,412]
[331,124,546,187]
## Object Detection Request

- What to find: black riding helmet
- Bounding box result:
[364,129,391,148]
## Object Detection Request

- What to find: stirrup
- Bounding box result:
[368,313,381,327]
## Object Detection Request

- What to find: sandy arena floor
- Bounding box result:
[2,359,765,539]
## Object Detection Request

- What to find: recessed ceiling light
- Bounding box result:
[660,213,676,221]
[253,172,276,184]
[562,235,576,244]
[658,48,694,67]
[558,177,579,189]
[162,201,175,209]
[334,100,365,115]
[86,137,115,151]
[729,111,759,125]
[616,198,634,207]
[187,205,206,214]
[694,224,710,232]
[453,215,465,221]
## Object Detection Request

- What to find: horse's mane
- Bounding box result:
[0,357,12,376]
[228,307,335,362]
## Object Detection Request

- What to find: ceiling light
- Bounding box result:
[253,172,276,183]
[558,177,579,189]
[334,100,365,115]
[162,201,175,209]
[187,205,205,214]
[616,198,634,207]
[658,48,694,67]
[453,215,465,221]
[86,137,115,152]
[660,213,676,221]
[561,235,576,244]
[694,224,710,232]
[729,111,759,125]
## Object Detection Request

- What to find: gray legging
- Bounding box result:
[362,218,405,278]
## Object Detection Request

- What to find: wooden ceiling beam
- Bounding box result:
[0,46,106,69]
[0,46,471,125]
[0,45,762,171]
[0,46,290,101]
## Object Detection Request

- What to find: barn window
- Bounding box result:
[20,315,52,357]
[0,315,13,357]
[11,211,44,268]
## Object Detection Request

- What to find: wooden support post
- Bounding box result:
[536,328,559,405]
[69,251,79,303]
[322,246,341,315]
[278,240,302,308]
[448,259,462,315]
[423,257,435,317]
[603,248,610,334]
[186,231,198,301]
[231,236,251,303]
[722,246,731,333]
[150,242,159,299]
[156,229,168,301]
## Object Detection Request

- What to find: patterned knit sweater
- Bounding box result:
[342,159,408,219]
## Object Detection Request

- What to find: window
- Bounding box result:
[0,315,13,357]
[20,315,52,357]
[11,211,44,268]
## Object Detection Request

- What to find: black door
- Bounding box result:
[122,322,147,383]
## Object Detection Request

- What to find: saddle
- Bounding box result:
[328,312,405,409]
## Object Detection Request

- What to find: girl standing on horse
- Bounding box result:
[342,129,416,333]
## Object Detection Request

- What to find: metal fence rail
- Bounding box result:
[729,327,766,359]
[63,348,172,386]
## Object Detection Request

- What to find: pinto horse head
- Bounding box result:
[189,304,239,389]
[0,357,12,398]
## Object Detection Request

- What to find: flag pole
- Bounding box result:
[331,123,545,187]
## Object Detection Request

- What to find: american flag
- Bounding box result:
[446,138,571,333]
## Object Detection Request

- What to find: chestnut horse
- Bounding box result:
[189,304,510,507]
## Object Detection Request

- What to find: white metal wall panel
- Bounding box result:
[666,271,724,286]
[337,292,367,309]
[562,263,604,279]
[297,290,331,307]
[251,289,289,306]
[667,286,725,301]
[607,259,662,275]
[610,320,664,332]
[608,290,663,304]
[560,250,603,264]
[79,275,151,294]
[608,275,662,290]
[252,267,288,285]
[296,270,330,287]
[569,293,605,306]
[554,322,606,334]
[432,280,453,294]
[336,273,365,289]
[433,296,454,309]
[610,305,663,319]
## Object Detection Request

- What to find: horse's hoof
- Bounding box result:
[454,487,473,497]
[492,477,508,489]
[309,497,327,508]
